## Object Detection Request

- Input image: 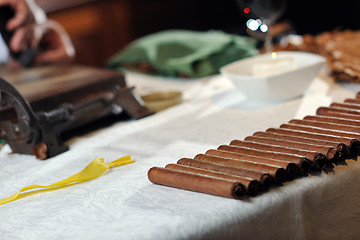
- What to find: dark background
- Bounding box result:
[128,0,360,37]
[162,0,360,35]
[37,0,360,67]
[280,0,360,34]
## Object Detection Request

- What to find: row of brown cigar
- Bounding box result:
[148,93,360,199]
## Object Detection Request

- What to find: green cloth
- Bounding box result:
[107,30,258,78]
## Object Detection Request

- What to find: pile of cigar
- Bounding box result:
[148,93,360,199]
[275,30,360,83]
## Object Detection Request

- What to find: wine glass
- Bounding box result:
[236,0,287,52]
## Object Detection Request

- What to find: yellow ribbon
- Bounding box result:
[0,155,134,205]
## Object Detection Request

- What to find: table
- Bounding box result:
[1,71,360,240]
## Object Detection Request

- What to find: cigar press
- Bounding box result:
[0,66,152,159]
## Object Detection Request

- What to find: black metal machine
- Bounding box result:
[0,66,151,159]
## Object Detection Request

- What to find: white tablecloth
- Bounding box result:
[1,71,360,240]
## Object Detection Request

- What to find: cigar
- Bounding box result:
[280,123,360,140]
[266,128,360,155]
[304,115,360,127]
[331,102,360,111]
[244,135,338,161]
[217,144,312,173]
[317,108,360,121]
[148,167,247,199]
[177,158,274,189]
[289,119,360,134]
[165,163,261,196]
[253,131,350,160]
[194,153,290,182]
[317,106,360,116]
[230,139,328,169]
[280,123,360,155]
[344,98,360,105]
[204,149,300,179]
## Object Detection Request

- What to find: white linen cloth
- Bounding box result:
[0,71,360,240]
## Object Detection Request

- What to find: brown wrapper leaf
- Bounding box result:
[177,158,275,189]
[317,106,360,116]
[344,98,360,105]
[331,102,360,111]
[230,139,327,169]
[305,115,360,127]
[253,131,350,161]
[194,152,291,182]
[165,163,261,196]
[317,108,360,121]
[148,167,247,199]
[266,128,360,156]
[289,119,360,134]
[217,145,312,173]
[244,135,338,162]
[280,123,360,141]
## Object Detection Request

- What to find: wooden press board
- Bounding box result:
[0,64,126,111]
[0,64,125,101]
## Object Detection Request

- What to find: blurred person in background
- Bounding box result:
[0,0,74,68]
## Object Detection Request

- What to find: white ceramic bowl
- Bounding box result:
[220,51,326,102]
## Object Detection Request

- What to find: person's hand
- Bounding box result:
[33,20,75,65]
[1,0,74,68]
[0,0,45,53]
